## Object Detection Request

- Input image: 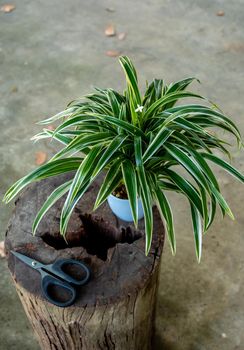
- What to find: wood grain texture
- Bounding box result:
[5,173,165,350]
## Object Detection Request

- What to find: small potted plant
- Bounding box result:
[4,56,244,261]
[4,56,244,350]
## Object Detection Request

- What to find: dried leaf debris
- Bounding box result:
[0,4,15,13]
[35,151,47,165]
[105,24,116,37]
[0,241,6,258]
[106,50,121,57]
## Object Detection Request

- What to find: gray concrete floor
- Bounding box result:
[0,0,244,349]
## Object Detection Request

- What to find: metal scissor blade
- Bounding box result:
[11,250,44,270]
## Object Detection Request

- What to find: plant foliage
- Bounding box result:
[4,56,244,261]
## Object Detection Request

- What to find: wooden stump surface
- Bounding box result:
[5,173,165,350]
[5,173,165,307]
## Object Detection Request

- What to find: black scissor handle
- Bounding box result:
[41,274,76,308]
[46,259,90,286]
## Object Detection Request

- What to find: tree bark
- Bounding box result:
[5,174,165,350]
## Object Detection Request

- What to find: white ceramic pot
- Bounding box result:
[107,194,144,222]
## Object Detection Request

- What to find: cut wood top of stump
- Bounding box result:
[5,173,165,307]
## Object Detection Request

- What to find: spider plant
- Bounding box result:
[3,56,244,261]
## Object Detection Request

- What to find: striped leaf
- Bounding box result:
[164,169,204,217]
[3,158,82,203]
[202,153,244,183]
[121,160,138,226]
[32,180,72,235]
[153,185,176,255]
[119,56,141,105]
[190,204,202,263]
[92,136,127,178]
[135,136,153,255]
[164,144,211,193]
[143,91,205,120]
[94,162,122,209]
[60,147,102,234]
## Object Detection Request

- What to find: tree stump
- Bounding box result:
[5,173,165,350]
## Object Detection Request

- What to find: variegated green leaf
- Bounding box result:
[135,136,153,255]
[94,161,122,209]
[121,160,138,226]
[190,204,202,263]
[32,180,72,235]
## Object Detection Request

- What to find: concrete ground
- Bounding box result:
[0,0,244,349]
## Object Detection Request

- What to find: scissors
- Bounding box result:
[11,250,90,307]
